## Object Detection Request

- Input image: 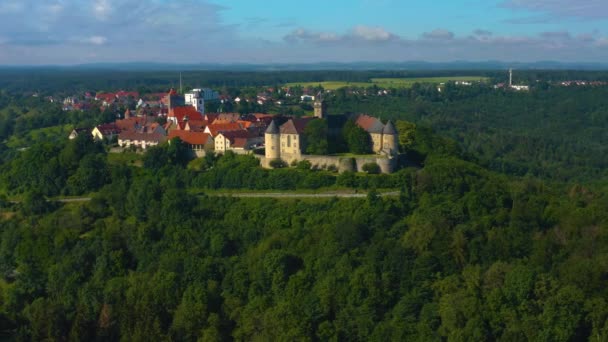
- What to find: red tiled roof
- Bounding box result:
[96,93,117,103]
[119,131,166,143]
[253,113,275,120]
[96,123,121,135]
[169,106,204,122]
[220,130,251,145]
[115,117,147,131]
[185,120,208,131]
[168,130,212,145]
[237,120,254,129]
[232,137,249,148]
[207,122,244,137]
[355,114,384,133]
[116,91,139,99]
[280,117,315,135]
[204,113,219,123]
[212,113,240,124]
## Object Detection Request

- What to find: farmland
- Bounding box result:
[285,76,490,90]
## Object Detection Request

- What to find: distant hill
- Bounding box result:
[2,60,608,71]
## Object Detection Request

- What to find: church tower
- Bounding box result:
[265,120,281,159]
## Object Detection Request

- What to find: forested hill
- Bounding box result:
[0,141,607,340]
[0,77,607,340]
[0,125,605,339]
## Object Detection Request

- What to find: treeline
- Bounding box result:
[5,69,608,95]
[0,94,115,142]
[0,69,501,95]
[0,146,607,340]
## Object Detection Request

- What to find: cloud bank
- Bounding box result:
[0,0,607,64]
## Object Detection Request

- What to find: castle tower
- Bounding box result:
[313,97,326,118]
[382,120,398,155]
[265,120,281,159]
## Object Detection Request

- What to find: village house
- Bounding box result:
[92,123,121,141]
[168,130,214,152]
[118,130,167,150]
[117,109,167,149]
[68,128,91,140]
[215,130,263,154]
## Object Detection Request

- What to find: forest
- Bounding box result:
[0,72,607,340]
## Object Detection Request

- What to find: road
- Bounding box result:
[42,191,400,202]
[214,191,400,199]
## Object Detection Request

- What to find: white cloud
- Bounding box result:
[422,29,455,40]
[93,0,112,21]
[87,36,107,45]
[284,25,398,44]
[351,26,395,41]
[284,28,340,43]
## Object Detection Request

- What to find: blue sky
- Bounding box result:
[0,0,607,64]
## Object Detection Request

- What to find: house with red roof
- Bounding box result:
[168,106,204,125]
[95,93,117,107]
[214,130,262,153]
[92,123,121,141]
[204,122,245,137]
[211,113,241,124]
[168,130,214,152]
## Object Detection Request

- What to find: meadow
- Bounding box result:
[285,76,490,89]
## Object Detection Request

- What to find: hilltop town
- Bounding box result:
[69,87,402,173]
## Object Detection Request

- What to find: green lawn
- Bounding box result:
[285,76,490,90]
[107,152,143,167]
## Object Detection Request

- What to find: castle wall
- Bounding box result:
[280,133,303,157]
[256,154,398,174]
[370,133,383,153]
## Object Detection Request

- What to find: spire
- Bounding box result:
[383,120,397,135]
[265,120,279,134]
[124,108,131,119]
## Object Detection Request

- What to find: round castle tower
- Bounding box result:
[382,120,399,155]
[265,120,281,159]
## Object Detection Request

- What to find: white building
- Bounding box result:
[185,88,220,114]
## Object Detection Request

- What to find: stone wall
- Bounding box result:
[256,154,398,174]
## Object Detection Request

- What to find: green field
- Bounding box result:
[285,76,490,90]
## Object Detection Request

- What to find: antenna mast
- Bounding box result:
[179,72,183,94]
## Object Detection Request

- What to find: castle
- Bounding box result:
[263,98,399,171]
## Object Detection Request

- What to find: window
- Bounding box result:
[287,135,291,147]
